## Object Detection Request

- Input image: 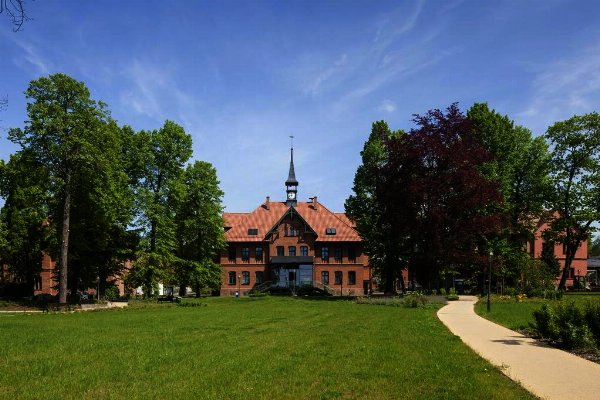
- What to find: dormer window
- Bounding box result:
[326,228,337,235]
[248,228,258,235]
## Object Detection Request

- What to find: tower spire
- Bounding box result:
[285,137,298,206]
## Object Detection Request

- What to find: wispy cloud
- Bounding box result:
[8,35,50,75]
[379,100,396,113]
[516,44,600,134]
[119,60,197,122]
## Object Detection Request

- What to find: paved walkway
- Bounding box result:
[437,296,600,400]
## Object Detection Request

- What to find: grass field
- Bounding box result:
[474,293,600,332]
[0,296,534,399]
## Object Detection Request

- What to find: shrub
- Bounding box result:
[439,288,447,296]
[403,293,430,308]
[532,301,592,349]
[105,286,120,301]
[446,288,459,301]
[584,299,600,348]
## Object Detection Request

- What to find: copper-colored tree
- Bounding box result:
[382,104,505,287]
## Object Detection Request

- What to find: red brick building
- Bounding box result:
[219,147,371,296]
[527,215,588,289]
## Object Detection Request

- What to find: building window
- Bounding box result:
[321,271,329,285]
[295,228,300,237]
[255,271,263,284]
[248,228,258,235]
[335,271,342,285]
[334,247,342,260]
[228,272,236,285]
[300,246,308,256]
[228,246,236,262]
[326,228,336,235]
[277,246,284,256]
[284,227,288,236]
[242,271,250,285]
[348,271,356,285]
[289,246,296,256]
[348,247,356,261]
[242,247,250,261]
[255,247,263,261]
[321,247,329,260]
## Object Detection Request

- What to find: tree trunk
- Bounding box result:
[58,171,71,303]
[179,284,187,297]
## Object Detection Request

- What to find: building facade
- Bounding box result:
[219,147,371,296]
[528,216,588,288]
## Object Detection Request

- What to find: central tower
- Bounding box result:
[285,138,298,207]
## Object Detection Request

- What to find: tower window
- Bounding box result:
[326,228,336,235]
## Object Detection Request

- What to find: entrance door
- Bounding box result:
[288,271,296,286]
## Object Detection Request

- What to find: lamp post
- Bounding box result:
[238,275,241,297]
[487,252,493,312]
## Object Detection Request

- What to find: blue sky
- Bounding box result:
[1,0,600,212]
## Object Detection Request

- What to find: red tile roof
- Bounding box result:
[223,200,361,242]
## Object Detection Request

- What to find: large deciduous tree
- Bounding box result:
[544,112,600,290]
[0,150,50,296]
[345,121,404,293]
[125,120,193,296]
[1,0,31,31]
[383,104,504,287]
[8,73,110,303]
[467,103,551,284]
[172,161,225,296]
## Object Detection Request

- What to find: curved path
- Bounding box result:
[437,296,600,400]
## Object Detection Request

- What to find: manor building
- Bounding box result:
[219,147,371,296]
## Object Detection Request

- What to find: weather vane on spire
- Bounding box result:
[289,135,294,149]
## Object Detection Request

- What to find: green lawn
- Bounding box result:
[1,296,534,399]
[474,293,600,332]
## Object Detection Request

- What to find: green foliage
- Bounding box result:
[345,121,404,293]
[589,235,600,257]
[446,288,459,301]
[531,301,592,349]
[177,301,207,307]
[7,73,113,303]
[402,293,431,308]
[104,286,120,301]
[584,300,600,348]
[544,111,600,289]
[439,287,447,296]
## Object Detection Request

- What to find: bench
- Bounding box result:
[42,303,71,313]
[157,297,174,303]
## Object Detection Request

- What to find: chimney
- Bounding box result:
[312,196,318,211]
[266,196,270,210]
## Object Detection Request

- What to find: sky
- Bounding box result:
[1,0,600,213]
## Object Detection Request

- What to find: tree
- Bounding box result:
[63,120,137,298]
[589,236,600,257]
[8,73,110,303]
[382,104,505,288]
[1,0,31,31]
[125,120,193,295]
[467,103,551,245]
[172,161,225,296]
[467,103,551,286]
[345,121,404,293]
[544,112,600,290]
[0,150,50,296]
